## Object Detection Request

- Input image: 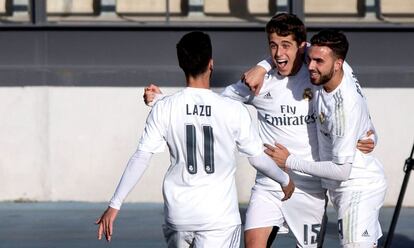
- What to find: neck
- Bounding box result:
[186,71,210,89]
[323,69,344,93]
[290,55,305,76]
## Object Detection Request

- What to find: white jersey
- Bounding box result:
[138,87,264,231]
[314,70,385,190]
[223,64,323,193]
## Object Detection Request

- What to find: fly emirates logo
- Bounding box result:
[264,105,316,126]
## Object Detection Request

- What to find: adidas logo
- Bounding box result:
[264,92,272,99]
[362,230,370,237]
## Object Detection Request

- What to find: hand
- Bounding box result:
[281,177,295,201]
[96,207,119,242]
[357,130,375,154]
[264,143,290,168]
[241,65,267,96]
[143,84,162,106]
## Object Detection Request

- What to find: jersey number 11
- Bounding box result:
[186,124,214,174]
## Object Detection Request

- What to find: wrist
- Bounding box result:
[286,154,296,169]
[257,59,273,73]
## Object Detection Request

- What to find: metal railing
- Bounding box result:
[0,0,412,28]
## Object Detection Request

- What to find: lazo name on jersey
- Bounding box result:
[186,104,211,116]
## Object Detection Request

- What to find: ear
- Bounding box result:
[334,58,343,72]
[298,41,307,54]
[209,59,214,71]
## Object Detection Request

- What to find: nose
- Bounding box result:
[307,60,316,70]
[276,47,283,57]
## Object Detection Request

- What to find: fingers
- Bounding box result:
[105,222,112,241]
[101,218,112,242]
[97,222,103,240]
[96,208,117,242]
[281,189,292,201]
[281,190,290,201]
[108,221,113,241]
[275,143,286,151]
[357,139,375,154]
[144,84,157,92]
[366,130,374,137]
[143,92,155,104]
[281,180,295,201]
[95,216,101,225]
[264,143,276,151]
[146,84,161,94]
[253,84,262,96]
[264,144,276,157]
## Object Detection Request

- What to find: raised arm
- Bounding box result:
[241,57,273,95]
[143,84,165,106]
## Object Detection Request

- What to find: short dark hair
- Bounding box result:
[265,13,306,45]
[176,31,212,77]
[310,29,349,60]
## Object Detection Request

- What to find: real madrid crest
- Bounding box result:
[303,88,313,101]
[319,112,326,124]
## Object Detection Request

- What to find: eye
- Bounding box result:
[269,43,277,49]
[281,44,290,49]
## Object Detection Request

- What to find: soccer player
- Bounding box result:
[265,29,387,248]
[95,31,294,247]
[144,14,375,248]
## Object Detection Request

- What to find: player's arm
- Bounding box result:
[96,150,153,242]
[248,152,294,200]
[241,57,273,96]
[221,80,255,103]
[143,84,165,106]
[222,58,275,102]
[264,143,352,181]
[235,103,294,199]
[96,102,166,242]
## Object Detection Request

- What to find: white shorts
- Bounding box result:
[244,187,327,248]
[329,179,387,247]
[162,224,241,248]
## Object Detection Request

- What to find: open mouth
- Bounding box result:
[276,59,288,69]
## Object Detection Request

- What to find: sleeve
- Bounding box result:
[257,57,274,73]
[234,104,263,157]
[286,154,352,181]
[109,150,153,210]
[138,102,167,153]
[221,80,255,103]
[249,152,290,186]
[343,61,378,145]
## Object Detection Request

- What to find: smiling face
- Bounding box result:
[268,33,305,76]
[307,45,336,85]
[307,45,344,92]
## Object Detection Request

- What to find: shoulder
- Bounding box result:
[218,93,246,108]
[154,90,183,106]
[335,75,364,110]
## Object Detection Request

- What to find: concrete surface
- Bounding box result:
[0,202,413,248]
